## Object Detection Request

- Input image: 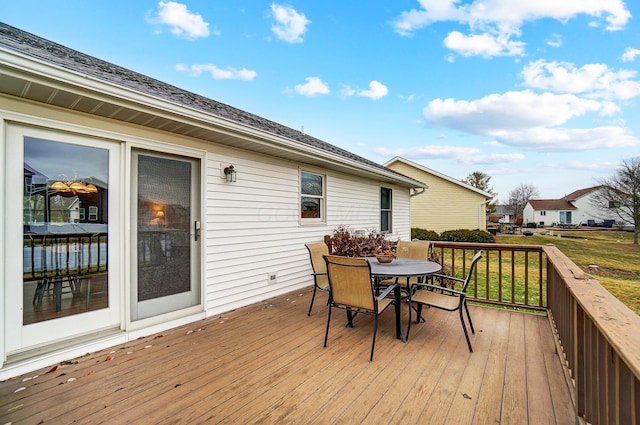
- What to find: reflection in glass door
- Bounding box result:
[23,137,110,324]
[131,150,201,321]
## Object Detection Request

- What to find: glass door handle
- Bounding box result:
[194,220,201,241]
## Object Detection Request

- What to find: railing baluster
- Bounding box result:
[538,251,543,307]
[511,250,515,304]
[498,250,503,303]
[524,251,529,305]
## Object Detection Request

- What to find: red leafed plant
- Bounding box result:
[324,225,395,257]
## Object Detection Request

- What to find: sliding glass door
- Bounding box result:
[5,124,121,354]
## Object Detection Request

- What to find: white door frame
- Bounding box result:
[4,123,122,355]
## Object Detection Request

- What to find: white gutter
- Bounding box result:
[479,198,493,230]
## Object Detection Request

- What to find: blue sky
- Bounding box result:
[3,1,640,201]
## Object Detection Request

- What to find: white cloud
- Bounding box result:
[339,84,356,98]
[546,33,562,48]
[490,126,639,150]
[423,90,640,151]
[373,144,525,165]
[622,47,640,62]
[175,63,257,80]
[357,81,389,100]
[394,0,630,35]
[425,90,602,132]
[392,0,630,57]
[294,77,330,96]
[444,31,524,57]
[149,1,210,39]
[521,60,640,100]
[270,3,310,43]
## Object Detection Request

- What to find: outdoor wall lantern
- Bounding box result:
[223,165,236,183]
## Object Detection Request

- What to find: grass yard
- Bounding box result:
[495,229,640,315]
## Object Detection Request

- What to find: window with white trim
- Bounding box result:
[88,206,98,221]
[300,171,325,221]
[381,187,392,233]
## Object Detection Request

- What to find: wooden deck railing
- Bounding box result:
[432,241,640,424]
[431,241,546,311]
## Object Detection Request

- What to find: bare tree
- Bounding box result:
[506,183,540,220]
[462,171,497,213]
[592,157,640,244]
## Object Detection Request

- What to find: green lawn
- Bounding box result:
[495,230,640,315]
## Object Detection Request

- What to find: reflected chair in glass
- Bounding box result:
[410,250,483,352]
[323,255,400,361]
[305,242,330,316]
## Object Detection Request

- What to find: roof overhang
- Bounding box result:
[0,47,425,190]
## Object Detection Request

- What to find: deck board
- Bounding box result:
[0,288,575,424]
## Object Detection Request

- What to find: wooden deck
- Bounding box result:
[0,288,575,424]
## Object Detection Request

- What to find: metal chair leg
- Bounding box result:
[324,305,332,348]
[459,307,473,352]
[370,316,378,361]
[464,300,475,334]
[307,285,318,316]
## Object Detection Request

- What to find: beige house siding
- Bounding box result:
[385,159,490,234]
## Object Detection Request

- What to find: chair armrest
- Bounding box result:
[377,283,399,301]
[310,272,327,277]
[411,282,466,297]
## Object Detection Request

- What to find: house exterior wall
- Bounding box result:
[203,152,409,315]
[385,161,488,233]
[523,189,617,227]
[1,96,411,377]
[523,204,562,226]
[572,191,615,224]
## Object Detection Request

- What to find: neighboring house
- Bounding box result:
[0,23,426,378]
[523,186,615,227]
[384,157,493,233]
[488,205,514,225]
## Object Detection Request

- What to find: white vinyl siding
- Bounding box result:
[203,156,412,316]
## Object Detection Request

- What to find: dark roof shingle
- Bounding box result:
[0,22,407,179]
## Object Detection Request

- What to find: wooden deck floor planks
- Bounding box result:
[0,288,576,424]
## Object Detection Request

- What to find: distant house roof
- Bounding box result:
[562,186,601,201]
[527,186,602,211]
[528,199,576,210]
[383,157,494,199]
[0,22,425,189]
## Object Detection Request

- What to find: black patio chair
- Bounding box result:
[323,255,400,361]
[305,242,330,316]
[410,250,483,352]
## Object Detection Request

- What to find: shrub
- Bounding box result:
[411,228,440,241]
[439,229,495,243]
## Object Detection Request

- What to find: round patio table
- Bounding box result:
[366,257,442,340]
